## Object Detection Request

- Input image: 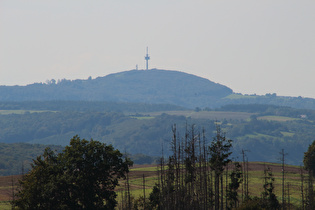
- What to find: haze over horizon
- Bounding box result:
[1,1,315,98]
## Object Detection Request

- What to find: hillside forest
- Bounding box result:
[1,69,315,110]
[0,101,314,175]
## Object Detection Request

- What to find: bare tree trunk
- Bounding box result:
[308,170,314,210]
[172,124,179,208]
[11,176,15,210]
[300,167,305,210]
[220,174,223,210]
[214,171,219,210]
[203,129,208,210]
[246,157,249,198]
[287,183,290,210]
[191,125,196,207]
[225,164,228,209]
[120,185,124,210]
[280,149,287,209]
[143,174,146,210]
[126,170,131,210]
[198,133,203,209]
[241,150,245,202]
[210,170,213,210]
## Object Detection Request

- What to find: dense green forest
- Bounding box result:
[0,103,314,175]
[221,93,315,110]
[0,143,63,176]
[0,70,232,108]
[1,69,315,110]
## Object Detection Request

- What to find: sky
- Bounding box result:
[1,1,315,98]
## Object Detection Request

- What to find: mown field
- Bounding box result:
[0,163,309,209]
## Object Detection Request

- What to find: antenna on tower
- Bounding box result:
[144,47,150,70]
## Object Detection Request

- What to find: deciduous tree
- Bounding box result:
[13,135,132,209]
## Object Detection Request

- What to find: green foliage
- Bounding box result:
[0,142,156,176]
[128,153,159,165]
[3,70,315,110]
[0,69,232,108]
[237,165,280,210]
[227,162,242,209]
[221,94,315,110]
[149,184,161,209]
[150,125,234,210]
[0,100,185,113]
[13,136,132,209]
[209,126,233,209]
[218,103,315,120]
[238,194,280,210]
[209,126,232,173]
[0,104,314,165]
[261,166,280,210]
[0,143,63,176]
[304,140,315,176]
[237,196,265,210]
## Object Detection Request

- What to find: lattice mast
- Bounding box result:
[144,47,150,70]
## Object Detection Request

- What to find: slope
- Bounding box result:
[0,69,232,108]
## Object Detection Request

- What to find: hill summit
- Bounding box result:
[0,69,233,108]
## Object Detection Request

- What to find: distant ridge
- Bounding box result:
[0,69,233,108]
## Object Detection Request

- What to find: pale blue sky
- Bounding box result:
[1,1,315,98]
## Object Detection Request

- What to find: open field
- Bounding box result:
[146,110,254,120]
[116,162,308,208]
[0,175,22,210]
[0,110,55,115]
[224,94,258,100]
[0,163,309,209]
[258,115,299,122]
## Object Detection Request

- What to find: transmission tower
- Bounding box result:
[144,47,150,70]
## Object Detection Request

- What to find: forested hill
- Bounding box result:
[2,69,315,109]
[0,69,232,108]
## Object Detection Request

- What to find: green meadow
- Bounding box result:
[116,162,308,209]
[0,163,310,209]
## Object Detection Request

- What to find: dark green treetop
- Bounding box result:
[209,126,233,173]
[304,140,315,176]
[13,135,132,209]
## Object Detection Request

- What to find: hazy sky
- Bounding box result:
[1,1,315,98]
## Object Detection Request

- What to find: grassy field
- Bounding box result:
[0,163,309,209]
[0,110,55,115]
[258,115,299,122]
[116,162,308,208]
[146,110,254,121]
[224,94,258,99]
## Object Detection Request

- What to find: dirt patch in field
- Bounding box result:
[0,175,22,201]
[246,162,304,174]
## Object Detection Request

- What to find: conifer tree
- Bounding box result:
[209,125,232,210]
[262,165,280,210]
[227,162,242,209]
